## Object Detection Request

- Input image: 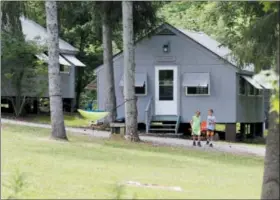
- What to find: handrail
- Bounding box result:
[175,116,181,134]
[145,97,153,133]
[145,97,152,112]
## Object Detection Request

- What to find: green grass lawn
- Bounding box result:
[2,124,264,199]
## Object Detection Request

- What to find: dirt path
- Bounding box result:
[1,118,265,157]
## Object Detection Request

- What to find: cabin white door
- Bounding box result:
[155,66,178,115]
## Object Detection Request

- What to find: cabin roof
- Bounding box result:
[94,23,254,73]
[20,16,79,54]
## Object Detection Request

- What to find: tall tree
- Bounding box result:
[122,1,140,142]
[261,3,279,199]
[100,2,119,123]
[45,0,67,140]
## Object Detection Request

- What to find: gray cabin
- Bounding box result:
[93,23,270,141]
[1,17,85,112]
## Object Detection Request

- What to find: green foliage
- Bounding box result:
[1,1,26,34]
[111,183,138,199]
[270,86,279,120]
[254,69,279,122]
[112,184,125,199]
[159,1,279,72]
[1,32,47,116]
[22,1,165,108]
[1,0,48,117]
[3,168,27,199]
[79,90,97,109]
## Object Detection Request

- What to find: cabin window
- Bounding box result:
[119,73,147,96]
[60,65,70,73]
[255,88,263,96]
[248,82,255,96]
[182,73,210,96]
[185,86,209,95]
[239,77,246,95]
[135,83,146,95]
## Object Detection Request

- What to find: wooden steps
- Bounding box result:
[148,115,180,134]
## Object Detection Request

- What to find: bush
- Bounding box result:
[3,169,27,199]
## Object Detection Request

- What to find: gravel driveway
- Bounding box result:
[1,118,265,157]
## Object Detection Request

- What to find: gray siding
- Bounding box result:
[236,74,264,123]
[1,66,76,99]
[97,30,263,124]
[97,32,240,123]
[180,65,236,123]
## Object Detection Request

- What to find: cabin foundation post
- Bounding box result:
[70,98,75,113]
[240,123,246,141]
[255,122,263,137]
[225,123,236,142]
[250,123,255,138]
[33,98,39,114]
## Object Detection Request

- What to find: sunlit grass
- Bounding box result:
[2,124,264,199]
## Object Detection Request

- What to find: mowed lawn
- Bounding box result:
[2,124,264,199]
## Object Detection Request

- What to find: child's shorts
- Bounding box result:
[207,130,215,136]
[192,130,201,136]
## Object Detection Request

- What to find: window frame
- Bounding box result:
[247,82,255,96]
[120,82,148,97]
[59,65,70,74]
[185,85,210,96]
[239,76,246,95]
[255,88,263,97]
[135,82,148,96]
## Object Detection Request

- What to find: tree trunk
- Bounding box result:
[75,34,86,110]
[261,9,280,198]
[122,1,140,142]
[102,9,117,123]
[75,67,83,109]
[261,110,279,199]
[45,0,67,140]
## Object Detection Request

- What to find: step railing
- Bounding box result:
[145,97,153,133]
[175,116,181,134]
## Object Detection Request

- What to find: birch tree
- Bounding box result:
[122,1,140,142]
[45,1,67,140]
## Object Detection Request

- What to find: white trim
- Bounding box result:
[61,54,86,67]
[242,75,263,89]
[185,86,210,96]
[155,65,178,115]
